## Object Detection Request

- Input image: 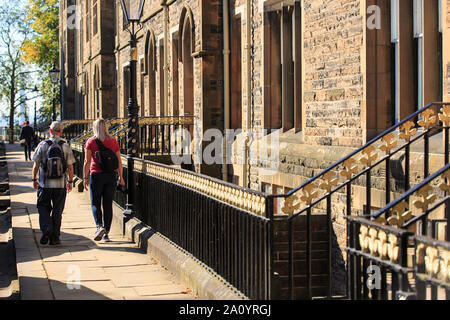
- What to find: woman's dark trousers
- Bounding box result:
[89,173,116,233]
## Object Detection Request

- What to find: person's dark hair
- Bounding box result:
[26,121,30,125]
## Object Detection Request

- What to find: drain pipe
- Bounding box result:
[223,0,230,182]
[243,0,252,188]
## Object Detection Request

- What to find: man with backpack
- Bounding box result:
[31,121,76,245]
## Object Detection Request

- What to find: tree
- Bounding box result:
[21,0,59,124]
[21,0,59,69]
[0,2,34,143]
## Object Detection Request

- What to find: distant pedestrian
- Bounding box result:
[19,121,35,161]
[32,121,76,245]
[83,118,125,242]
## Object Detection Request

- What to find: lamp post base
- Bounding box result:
[123,204,134,236]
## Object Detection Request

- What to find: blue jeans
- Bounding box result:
[37,187,67,239]
[89,173,116,233]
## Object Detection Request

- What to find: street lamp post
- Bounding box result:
[119,0,146,232]
[49,63,60,121]
[33,86,38,131]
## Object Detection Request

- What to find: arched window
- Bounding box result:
[180,6,195,119]
[145,31,157,116]
[94,65,100,118]
[84,73,89,119]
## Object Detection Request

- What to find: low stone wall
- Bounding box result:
[109,201,246,300]
[0,142,19,300]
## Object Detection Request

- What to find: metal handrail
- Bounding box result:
[281,102,450,200]
[372,163,450,221]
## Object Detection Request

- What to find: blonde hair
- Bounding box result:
[93,118,112,141]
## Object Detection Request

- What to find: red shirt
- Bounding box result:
[85,137,120,174]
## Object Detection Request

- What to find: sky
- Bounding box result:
[0,0,42,127]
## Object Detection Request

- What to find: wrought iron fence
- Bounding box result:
[345,163,450,300]
[413,234,450,299]
[346,216,413,300]
[113,116,195,157]
[70,144,275,299]
[272,102,450,300]
[129,158,273,300]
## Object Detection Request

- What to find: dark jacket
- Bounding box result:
[20,125,35,145]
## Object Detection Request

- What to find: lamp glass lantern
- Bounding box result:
[120,0,146,25]
[49,64,60,84]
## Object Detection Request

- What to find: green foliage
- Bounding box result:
[22,0,60,123]
[0,2,34,142]
[22,0,59,70]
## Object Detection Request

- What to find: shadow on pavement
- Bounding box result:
[19,275,112,300]
[14,226,144,265]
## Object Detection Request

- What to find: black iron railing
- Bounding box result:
[37,120,95,141]
[113,116,195,158]
[129,158,273,300]
[62,120,95,140]
[70,145,275,299]
[346,163,450,300]
[274,102,450,299]
[413,234,450,299]
[346,216,413,300]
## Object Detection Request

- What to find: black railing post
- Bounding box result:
[366,170,371,216]
[385,158,390,206]
[446,197,450,242]
[266,196,277,300]
[445,126,449,165]
[306,206,312,300]
[414,238,426,299]
[424,130,429,178]
[405,144,410,192]
[398,232,410,296]
[326,194,332,299]
[288,217,294,299]
[123,24,140,234]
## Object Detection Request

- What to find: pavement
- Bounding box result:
[6,142,196,300]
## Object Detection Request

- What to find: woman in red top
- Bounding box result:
[83,118,125,242]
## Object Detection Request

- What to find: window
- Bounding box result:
[422,0,441,106]
[80,11,84,63]
[140,58,145,116]
[93,0,98,36]
[123,66,130,118]
[85,0,90,42]
[366,0,395,137]
[94,66,100,118]
[160,40,165,117]
[147,36,156,116]
[172,32,179,117]
[230,14,242,130]
[264,2,302,132]
[182,16,194,117]
[179,6,195,137]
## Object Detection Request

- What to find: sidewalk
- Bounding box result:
[6,143,195,300]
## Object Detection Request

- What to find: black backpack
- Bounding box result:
[44,140,67,179]
[95,139,119,173]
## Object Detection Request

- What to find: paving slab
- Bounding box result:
[6,143,196,300]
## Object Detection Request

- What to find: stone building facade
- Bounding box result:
[59,0,450,296]
[60,0,118,121]
[60,0,450,199]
